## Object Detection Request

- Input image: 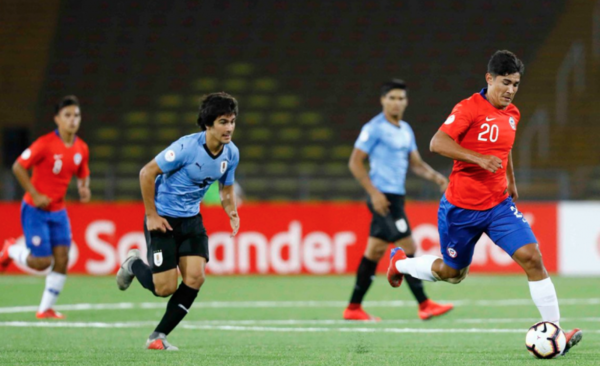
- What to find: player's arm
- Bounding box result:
[139,159,172,233]
[506,150,518,201]
[77,176,91,203]
[12,161,51,208]
[430,130,503,174]
[409,150,448,193]
[348,148,389,216]
[219,183,240,237]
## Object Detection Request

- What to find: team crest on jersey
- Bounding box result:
[165,150,176,162]
[21,148,32,160]
[220,160,228,174]
[444,115,455,125]
[447,247,457,258]
[73,153,82,166]
[153,251,163,267]
[508,117,516,130]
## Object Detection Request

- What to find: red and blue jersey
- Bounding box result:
[17,130,90,212]
[439,89,520,210]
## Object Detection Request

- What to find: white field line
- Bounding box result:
[1,321,600,334]
[1,298,600,314]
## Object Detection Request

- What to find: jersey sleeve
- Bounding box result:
[439,101,475,141]
[354,123,380,154]
[219,148,239,186]
[155,137,193,174]
[77,142,90,179]
[16,138,46,169]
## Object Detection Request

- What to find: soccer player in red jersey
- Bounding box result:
[387,51,582,354]
[0,95,91,319]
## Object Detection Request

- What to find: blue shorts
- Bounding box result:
[438,195,538,270]
[21,201,72,258]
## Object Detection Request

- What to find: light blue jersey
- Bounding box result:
[354,112,417,195]
[154,132,239,218]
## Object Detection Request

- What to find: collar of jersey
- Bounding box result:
[54,129,77,144]
[203,143,224,159]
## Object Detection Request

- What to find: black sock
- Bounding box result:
[155,282,199,336]
[131,259,157,295]
[349,256,378,304]
[405,254,428,304]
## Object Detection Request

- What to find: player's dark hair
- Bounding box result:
[197,92,238,131]
[487,50,525,77]
[380,79,407,97]
[54,95,80,115]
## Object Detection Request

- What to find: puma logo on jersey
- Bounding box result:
[485,117,496,121]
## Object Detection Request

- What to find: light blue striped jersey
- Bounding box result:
[154,132,239,217]
[354,112,417,195]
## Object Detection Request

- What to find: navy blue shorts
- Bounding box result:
[438,195,538,270]
[21,201,72,257]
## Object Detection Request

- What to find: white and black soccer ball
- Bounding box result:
[525,321,566,359]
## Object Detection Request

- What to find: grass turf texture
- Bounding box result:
[0,275,597,365]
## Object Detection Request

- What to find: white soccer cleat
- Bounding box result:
[146,333,179,351]
[116,249,141,291]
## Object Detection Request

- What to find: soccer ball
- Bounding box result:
[525,321,566,359]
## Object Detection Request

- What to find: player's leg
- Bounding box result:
[388,195,480,286]
[344,237,386,321]
[490,199,582,354]
[149,256,203,341]
[3,203,53,271]
[345,195,397,321]
[118,217,177,296]
[395,235,454,319]
[146,215,207,351]
[36,209,72,319]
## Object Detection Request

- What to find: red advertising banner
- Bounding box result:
[0,201,557,275]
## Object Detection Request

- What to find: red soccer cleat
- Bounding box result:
[562,328,583,355]
[343,304,381,322]
[387,247,406,288]
[36,309,66,319]
[0,238,16,271]
[418,299,454,320]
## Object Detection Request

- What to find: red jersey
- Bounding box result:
[439,90,520,210]
[17,130,90,212]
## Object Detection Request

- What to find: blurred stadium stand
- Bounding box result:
[4,0,600,201]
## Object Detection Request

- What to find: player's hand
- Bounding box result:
[229,211,240,237]
[435,174,449,193]
[32,192,51,209]
[146,213,173,233]
[78,186,91,203]
[370,191,390,216]
[477,155,503,174]
[507,182,519,202]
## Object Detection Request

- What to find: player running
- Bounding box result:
[344,79,453,321]
[0,95,91,319]
[116,92,240,351]
[387,50,582,354]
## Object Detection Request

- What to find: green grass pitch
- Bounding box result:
[0,274,597,365]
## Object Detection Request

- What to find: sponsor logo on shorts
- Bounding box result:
[165,150,176,162]
[447,247,457,258]
[74,153,82,165]
[154,250,163,267]
[395,218,408,233]
[31,236,42,246]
